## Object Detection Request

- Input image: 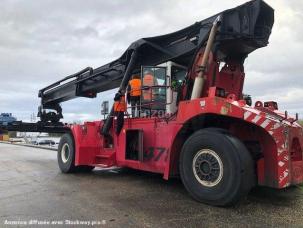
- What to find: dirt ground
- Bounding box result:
[0,143,303,227]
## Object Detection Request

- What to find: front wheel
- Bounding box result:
[58,134,95,173]
[179,129,254,206]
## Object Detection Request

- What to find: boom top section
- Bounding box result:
[40,0,274,109]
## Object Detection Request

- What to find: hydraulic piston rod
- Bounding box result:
[191,16,221,100]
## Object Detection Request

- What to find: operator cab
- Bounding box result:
[138,61,187,117]
[125,61,187,161]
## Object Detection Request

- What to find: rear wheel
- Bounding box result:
[58,134,95,173]
[179,129,254,206]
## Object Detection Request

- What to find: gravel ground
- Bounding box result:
[0,143,303,227]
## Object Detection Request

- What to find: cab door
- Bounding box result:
[141,66,167,116]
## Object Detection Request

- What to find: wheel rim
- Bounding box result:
[192,149,223,187]
[61,143,70,163]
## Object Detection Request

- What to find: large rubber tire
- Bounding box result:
[179,129,254,206]
[58,134,95,173]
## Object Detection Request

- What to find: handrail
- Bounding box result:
[39,67,93,96]
[125,85,175,118]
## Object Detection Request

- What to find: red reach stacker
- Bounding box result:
[2,0,303,206]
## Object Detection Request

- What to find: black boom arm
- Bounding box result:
[1,0,274,133]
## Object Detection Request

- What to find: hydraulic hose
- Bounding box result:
[101,50,138,135]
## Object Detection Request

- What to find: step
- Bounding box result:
[91,163,112,168]
[96,154,112,159]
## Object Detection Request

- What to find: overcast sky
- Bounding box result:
[0,0,302,122]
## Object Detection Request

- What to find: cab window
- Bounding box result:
[141,66,166,111]
[171,66,186,91]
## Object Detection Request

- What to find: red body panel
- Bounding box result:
[70,92,303,189]
[69,52,303,190]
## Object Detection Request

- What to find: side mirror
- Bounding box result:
[101,101,109,115]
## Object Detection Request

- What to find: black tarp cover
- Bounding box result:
[41,0,274,106]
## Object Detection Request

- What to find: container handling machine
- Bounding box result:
[2,0,303,206]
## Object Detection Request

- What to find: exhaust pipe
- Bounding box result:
[191,15,221,100]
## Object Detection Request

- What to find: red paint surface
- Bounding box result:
[68,50,303,189]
